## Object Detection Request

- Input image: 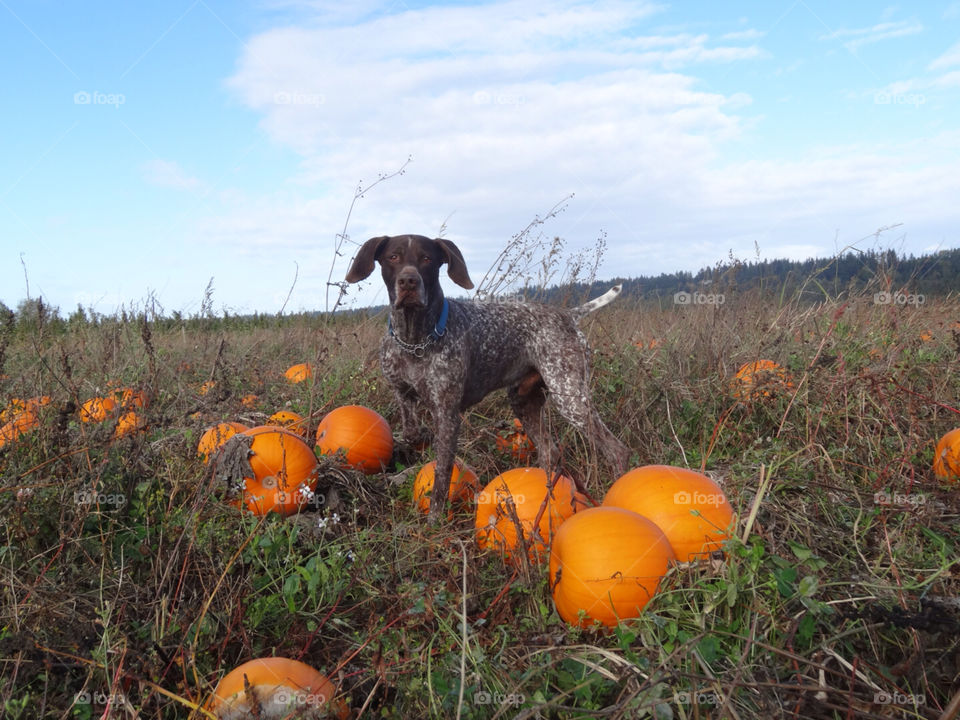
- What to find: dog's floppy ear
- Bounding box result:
[436,238,474,290]
[345,236,390,283]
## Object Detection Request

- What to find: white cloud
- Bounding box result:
[142,159,206,192]
[929,40,960,70]
[201,1,960,312]
[821,20,923,52]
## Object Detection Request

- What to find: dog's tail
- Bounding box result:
[571,284,622,321]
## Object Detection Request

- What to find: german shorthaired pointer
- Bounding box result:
[346,234,630,521]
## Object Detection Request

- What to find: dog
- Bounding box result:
[346,234,630,521]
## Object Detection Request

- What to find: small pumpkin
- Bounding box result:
[198,380,217,396]
[495,418,536,462]
[933,427,960,482]
[475,467,576,561]
[197,421,249,463]
[0,409,39,449]
[240,393,259,408]
[603,465,733,562]
[267,410,309,438]
[233,426,319,516]
[121,388,147,409]
[284,362,313,383]
[550,506,676,627]
[80,396,117,423]
[413,460,479,514]
[113,410,146,438]
[730,359,794,400]
[206,656,348,719]
[315,405,393,474]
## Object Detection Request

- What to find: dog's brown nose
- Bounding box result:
[397,268,421,292]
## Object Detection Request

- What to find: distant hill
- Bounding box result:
[537,247,960,307]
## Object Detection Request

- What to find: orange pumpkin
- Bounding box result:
[495,418,536,462]
[550,506,676,627]
[197,421,248,463]
[123,388,147,409]
[475,467,576,561]
[284,362,313,383]
[933,427,960,482]
[198,380,217,397]
[0,409,39,449]
[207,656,348,719]
[113,410,146,438]
[315,405,393,474]
[413,460,479,514]
[572,491,597,513]
[240,393,259,408]
[267,410,309,438]
[234,426,319,516]
[602,465,734,562]
[0,398,27,423]
[730,359,794,400]
[80,396,117,423]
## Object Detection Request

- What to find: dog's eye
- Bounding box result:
[387,253,400,262]
[420,255,431,265]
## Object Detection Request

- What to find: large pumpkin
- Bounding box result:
[197,421,248,463]
[730,359,794,400]
[284,363,313,383]
[602,465,733,562]
[233,426,319,516]
[315,405,393,474]
[550,506,676,627]
[207,656,348,719]
[933,427,960,482]
[413,460,479,514]
[475,467,576,561]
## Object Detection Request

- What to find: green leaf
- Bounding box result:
[798,575,818,598]
[773,567,797,597]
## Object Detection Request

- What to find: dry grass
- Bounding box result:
[0,282,958,719]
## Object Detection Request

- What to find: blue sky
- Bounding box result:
[2,1,959,316]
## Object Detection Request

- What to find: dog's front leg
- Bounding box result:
[427,404,462,523]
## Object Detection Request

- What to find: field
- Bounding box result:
[1,280,958,719]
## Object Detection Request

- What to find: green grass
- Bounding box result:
[1,288,958,719]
